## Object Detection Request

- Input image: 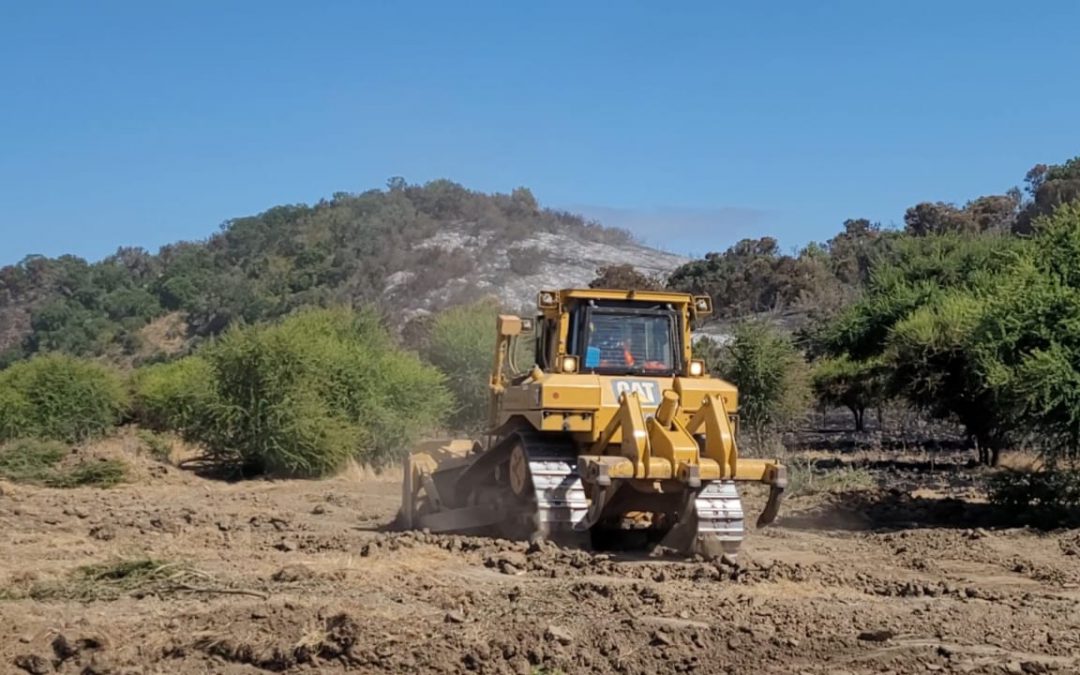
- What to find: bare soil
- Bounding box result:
[1,450,1079,674]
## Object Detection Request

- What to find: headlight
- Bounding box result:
[688,359,705,377]
[538,291,558,308]
[562,355,579,373]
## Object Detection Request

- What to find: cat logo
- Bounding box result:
[611,379,660,406]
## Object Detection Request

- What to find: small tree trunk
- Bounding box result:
[849,406,865,432]
[974,438,988,465]
[990,446,1002,467]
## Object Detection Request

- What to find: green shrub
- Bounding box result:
[421,299,500,431]
[131,356,217,435]
[0,354,129,443]
[133,307,451,476]
[716,321,810,438]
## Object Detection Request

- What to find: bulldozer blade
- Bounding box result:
[657,489,698,555]
[755,484,785,528]
[416,504,504,532]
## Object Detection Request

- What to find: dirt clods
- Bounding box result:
[2,453,1080,673]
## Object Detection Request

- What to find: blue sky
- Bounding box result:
[1,1,1078,264]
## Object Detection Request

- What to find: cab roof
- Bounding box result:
[557,288,694,305]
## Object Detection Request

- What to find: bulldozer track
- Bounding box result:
[693,480,745,555]
[515,433,589,542]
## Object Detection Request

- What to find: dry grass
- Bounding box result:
[0,438,127,488]
[135,311,189,360]
[997,449,1044,472]
[786,457,877,498]
[1,559,181,602]
[0,558,269,603]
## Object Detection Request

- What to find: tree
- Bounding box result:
[977,202,1080,464]
[811,356,886,431]
[1015,156,1080,234]
[589,264,661,290]
[826,218,890,287]
[904,202,977,236]
[668,237,842,317]
[818,234,1020,464]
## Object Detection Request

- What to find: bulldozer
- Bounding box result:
[399,288,787,557]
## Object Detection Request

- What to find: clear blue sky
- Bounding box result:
[2,1,1078,264]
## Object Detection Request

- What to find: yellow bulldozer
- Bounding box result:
[399,288,787,557]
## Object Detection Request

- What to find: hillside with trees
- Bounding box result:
[0,179,683,368]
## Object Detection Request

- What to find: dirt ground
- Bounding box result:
[1,448,1079,675]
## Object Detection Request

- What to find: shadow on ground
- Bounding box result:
[781,488,1080,533]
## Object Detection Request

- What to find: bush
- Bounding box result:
[422,299,500,431]
[0,354,129,443]
[131,356,218,436]
[133,307,452,476]
[716,321,810,439]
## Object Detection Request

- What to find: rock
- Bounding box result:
[651,630,674,647]
[856,630,895,642]
[545,625,573,645]
[274,539,296,553]
[150,517,181,534]
[445,610,466,624]
[311,505,327,515]
[89,525,115,541]
[271,565,314,582]
[1021,662,1049,674]
[13,654,51,674]
[499,560,522,575]
[51,634,78,661]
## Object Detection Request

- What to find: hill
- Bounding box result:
[0,180,686,366]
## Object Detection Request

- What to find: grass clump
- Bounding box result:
[787,457,877,497]
[0,353,129,443]
[0,438,126,488]
[5,559,183,602]
[0,438,67,483]
[45,459,126,488]
[136,429,173,462]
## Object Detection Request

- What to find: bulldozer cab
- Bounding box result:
[532,289,712,378]
[578,302,677,375]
